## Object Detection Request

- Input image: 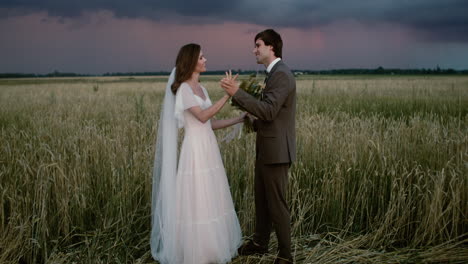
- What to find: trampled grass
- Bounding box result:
[0,75,467,263]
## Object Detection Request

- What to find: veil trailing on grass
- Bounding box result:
[150,68,178,262]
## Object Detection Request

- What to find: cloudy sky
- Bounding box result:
[1,0,468,74]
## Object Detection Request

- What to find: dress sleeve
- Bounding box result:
[174,83,199,128]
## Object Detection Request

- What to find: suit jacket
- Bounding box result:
[233,60,296,164]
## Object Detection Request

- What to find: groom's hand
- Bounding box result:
[220,70,239,96]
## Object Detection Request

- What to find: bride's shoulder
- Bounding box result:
[177,82,191,93]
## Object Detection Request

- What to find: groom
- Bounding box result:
[221,29,296,264]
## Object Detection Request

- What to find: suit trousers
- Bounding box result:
[253,161,292,259]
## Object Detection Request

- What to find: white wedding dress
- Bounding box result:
[151,80,242,264]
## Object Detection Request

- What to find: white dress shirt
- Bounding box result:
[266,58,281,73]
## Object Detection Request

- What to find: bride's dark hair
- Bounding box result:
[171,43,201,94]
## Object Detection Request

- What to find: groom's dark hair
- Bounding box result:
[172,43,201,94]
[255,29,282,58]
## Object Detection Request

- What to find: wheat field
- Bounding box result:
[0,75,467,263]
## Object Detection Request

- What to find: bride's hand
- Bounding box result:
[224,70,238,82]
[238,112,247,123]
[246,113,256,123]
[220,70,240,96]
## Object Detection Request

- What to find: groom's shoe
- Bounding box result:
[237,240,268,256]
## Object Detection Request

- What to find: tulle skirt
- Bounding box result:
[162,128,242,264]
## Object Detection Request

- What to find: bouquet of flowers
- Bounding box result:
[230,73,265,134]
[230,73,264,109]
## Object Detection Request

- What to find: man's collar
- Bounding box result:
[266,58,281,73]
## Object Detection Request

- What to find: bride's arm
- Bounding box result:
[211,113,245,130]
[188,94,230,124]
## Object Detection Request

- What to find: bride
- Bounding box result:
[151,43,243,264]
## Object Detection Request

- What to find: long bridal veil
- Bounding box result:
[151,68,178,262]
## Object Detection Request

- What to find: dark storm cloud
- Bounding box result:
[0,0,228,18]
[2,0,468,41]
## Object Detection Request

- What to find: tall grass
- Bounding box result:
[0,76,467,263]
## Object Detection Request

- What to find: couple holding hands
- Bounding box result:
[151,29,296,264]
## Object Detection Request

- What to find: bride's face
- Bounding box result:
[194,51,207,73]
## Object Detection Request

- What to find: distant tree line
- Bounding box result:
[0,70,91,78]
[1,67,467,78]
[102,71,170,76]
[294,66,468,75]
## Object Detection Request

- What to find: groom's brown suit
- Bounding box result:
[232,60,296,260]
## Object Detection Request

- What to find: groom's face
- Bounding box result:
[253,39,272,65]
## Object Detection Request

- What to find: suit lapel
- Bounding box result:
[264,60,283,85]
